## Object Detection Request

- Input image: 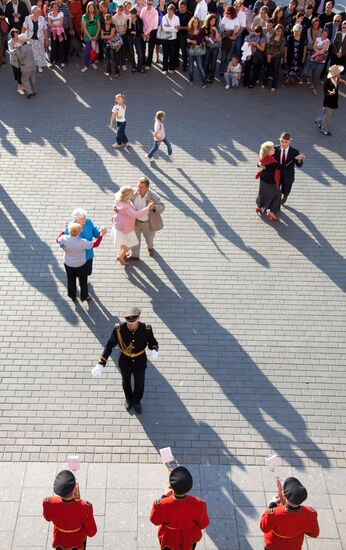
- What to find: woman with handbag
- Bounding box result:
[81,1,101,72]
[102,13,121,77]
[219,6,239,76]
[161,3,179,73]
[155,0,166,64]
[203,14,221,83]
[187,16,207,87]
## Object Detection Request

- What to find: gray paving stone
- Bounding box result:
[103,532,138,550]
[204,518,238,550]
[18,488,51,516]
[12,516,49,547]
[105,502,137,532]
[107,464,138,489]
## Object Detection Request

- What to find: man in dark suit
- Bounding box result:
[314,64,345,135]
[321,15,342,77]
[4,0,29,31]
[318,1,335,27]
[274,132,305,205]
[313,0,334,17]
[332,21,346,67]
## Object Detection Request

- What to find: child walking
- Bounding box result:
[147,111,173,161]
[109,93,129,149]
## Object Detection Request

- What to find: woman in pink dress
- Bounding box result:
[112,186,155,265]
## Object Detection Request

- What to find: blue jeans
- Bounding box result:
[148,137,172,158]
[116,121,128,145]
[188,51,206,84]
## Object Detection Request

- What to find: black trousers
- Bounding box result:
[143,30,157,66]
[162,39,177,71]
[243,60,263,87]
[12,65,22,84]
[64,262,88,301]
[120,367,146,403]
[176,33,188,69]
[281,179,294,199]
[50,35,66,63]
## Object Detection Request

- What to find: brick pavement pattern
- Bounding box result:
[0,63,346,470]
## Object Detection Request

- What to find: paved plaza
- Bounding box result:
[0,59,345,549]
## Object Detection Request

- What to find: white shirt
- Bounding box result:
[162,13,179,40]
[236,10,246,28]
[133,193,149,221]
[221,16,240,32]
[194,0,208,22]
[112,104,126,122]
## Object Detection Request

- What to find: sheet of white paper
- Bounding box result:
[266,455,281,471]
[91,364,103,378]
[67,456,80,471]
[160,447,174,463]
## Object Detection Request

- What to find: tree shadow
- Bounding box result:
[125,255,330,468]
[275,206,346,293]
[0,186,78,325]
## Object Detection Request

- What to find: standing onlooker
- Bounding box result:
[255,140,284,222]
[23,6,48,72]
[325,13,342,68]
[161,3,179,73]
[332,21,346,68]
[62,208,106,276]
[272,5,284,27]
[109,93,129,149]
[155,0,167,64]
[283,23,306,85]
[260,477,319,550]
[283,0,297,27]
[56,0,73,61]
[5,0,29,32]
[203,13,221,83]
[187,15,207,86]
[102,13,121,77]
[68,0,83,40]
[318,0,335,28]
[8,28,25,94]
[243,25,266,87]
[314,64,345,136]
[175,0,192,72]
[126,7,145,72]
[305,17,321,84]
[0,3,7,65]
[48,1,66,67]
[220,6,239,76]
[252,0,276,18]
[57,223,105,302]
[112,4,128,70]
[150,467,210,550]
[141,0,158,69]
[129,176,165,260]
[194,0,208,22]
[81,1,101,71]
[252,5,268,31]
[147,111,173,161]
[309,27,330,94]
[265,23,285,91]
[112,186,155,265]
[274,131,305,205]
[233,0,247,60]
[224,53,242,88]
[15,33,37,98]
[43,471,97,549]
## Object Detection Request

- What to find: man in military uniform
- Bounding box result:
[260,476,320,549]
[97,306,159,414]
[43,470,97,550]
[150,466,209,550]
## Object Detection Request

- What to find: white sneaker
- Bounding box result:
[122,65,127,71]
[81,66,88,72]
[38,67,43,73]
[104,72,110,76]
[17,88,25,95]
[91,63,98,69]
[145,66,150,71]
[168,155,173,161]
[61,63,65,67]
[162,70,168,75]
[225,84,230,90]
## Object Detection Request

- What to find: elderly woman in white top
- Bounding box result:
[56,223,106,303]
[161,3,179,73]
[22,5,48,71]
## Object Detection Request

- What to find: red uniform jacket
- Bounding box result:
[150,494,209,550]
[260,504,319,549]
[43,496,97,548]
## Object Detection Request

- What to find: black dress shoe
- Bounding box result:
[314,120,321,129]
[133,402,142,414]
[124,399,132,410]
[281,196,287,205]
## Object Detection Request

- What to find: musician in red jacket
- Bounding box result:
[43,470,97,550]
[260,476,319,550]
[150,466,209,550]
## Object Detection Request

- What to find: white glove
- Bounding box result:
[91,364,103,378]
[151,350,159,359]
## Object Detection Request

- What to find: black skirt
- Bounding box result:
[256,180,281,214]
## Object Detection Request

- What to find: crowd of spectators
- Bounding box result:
[1,0,345,92]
